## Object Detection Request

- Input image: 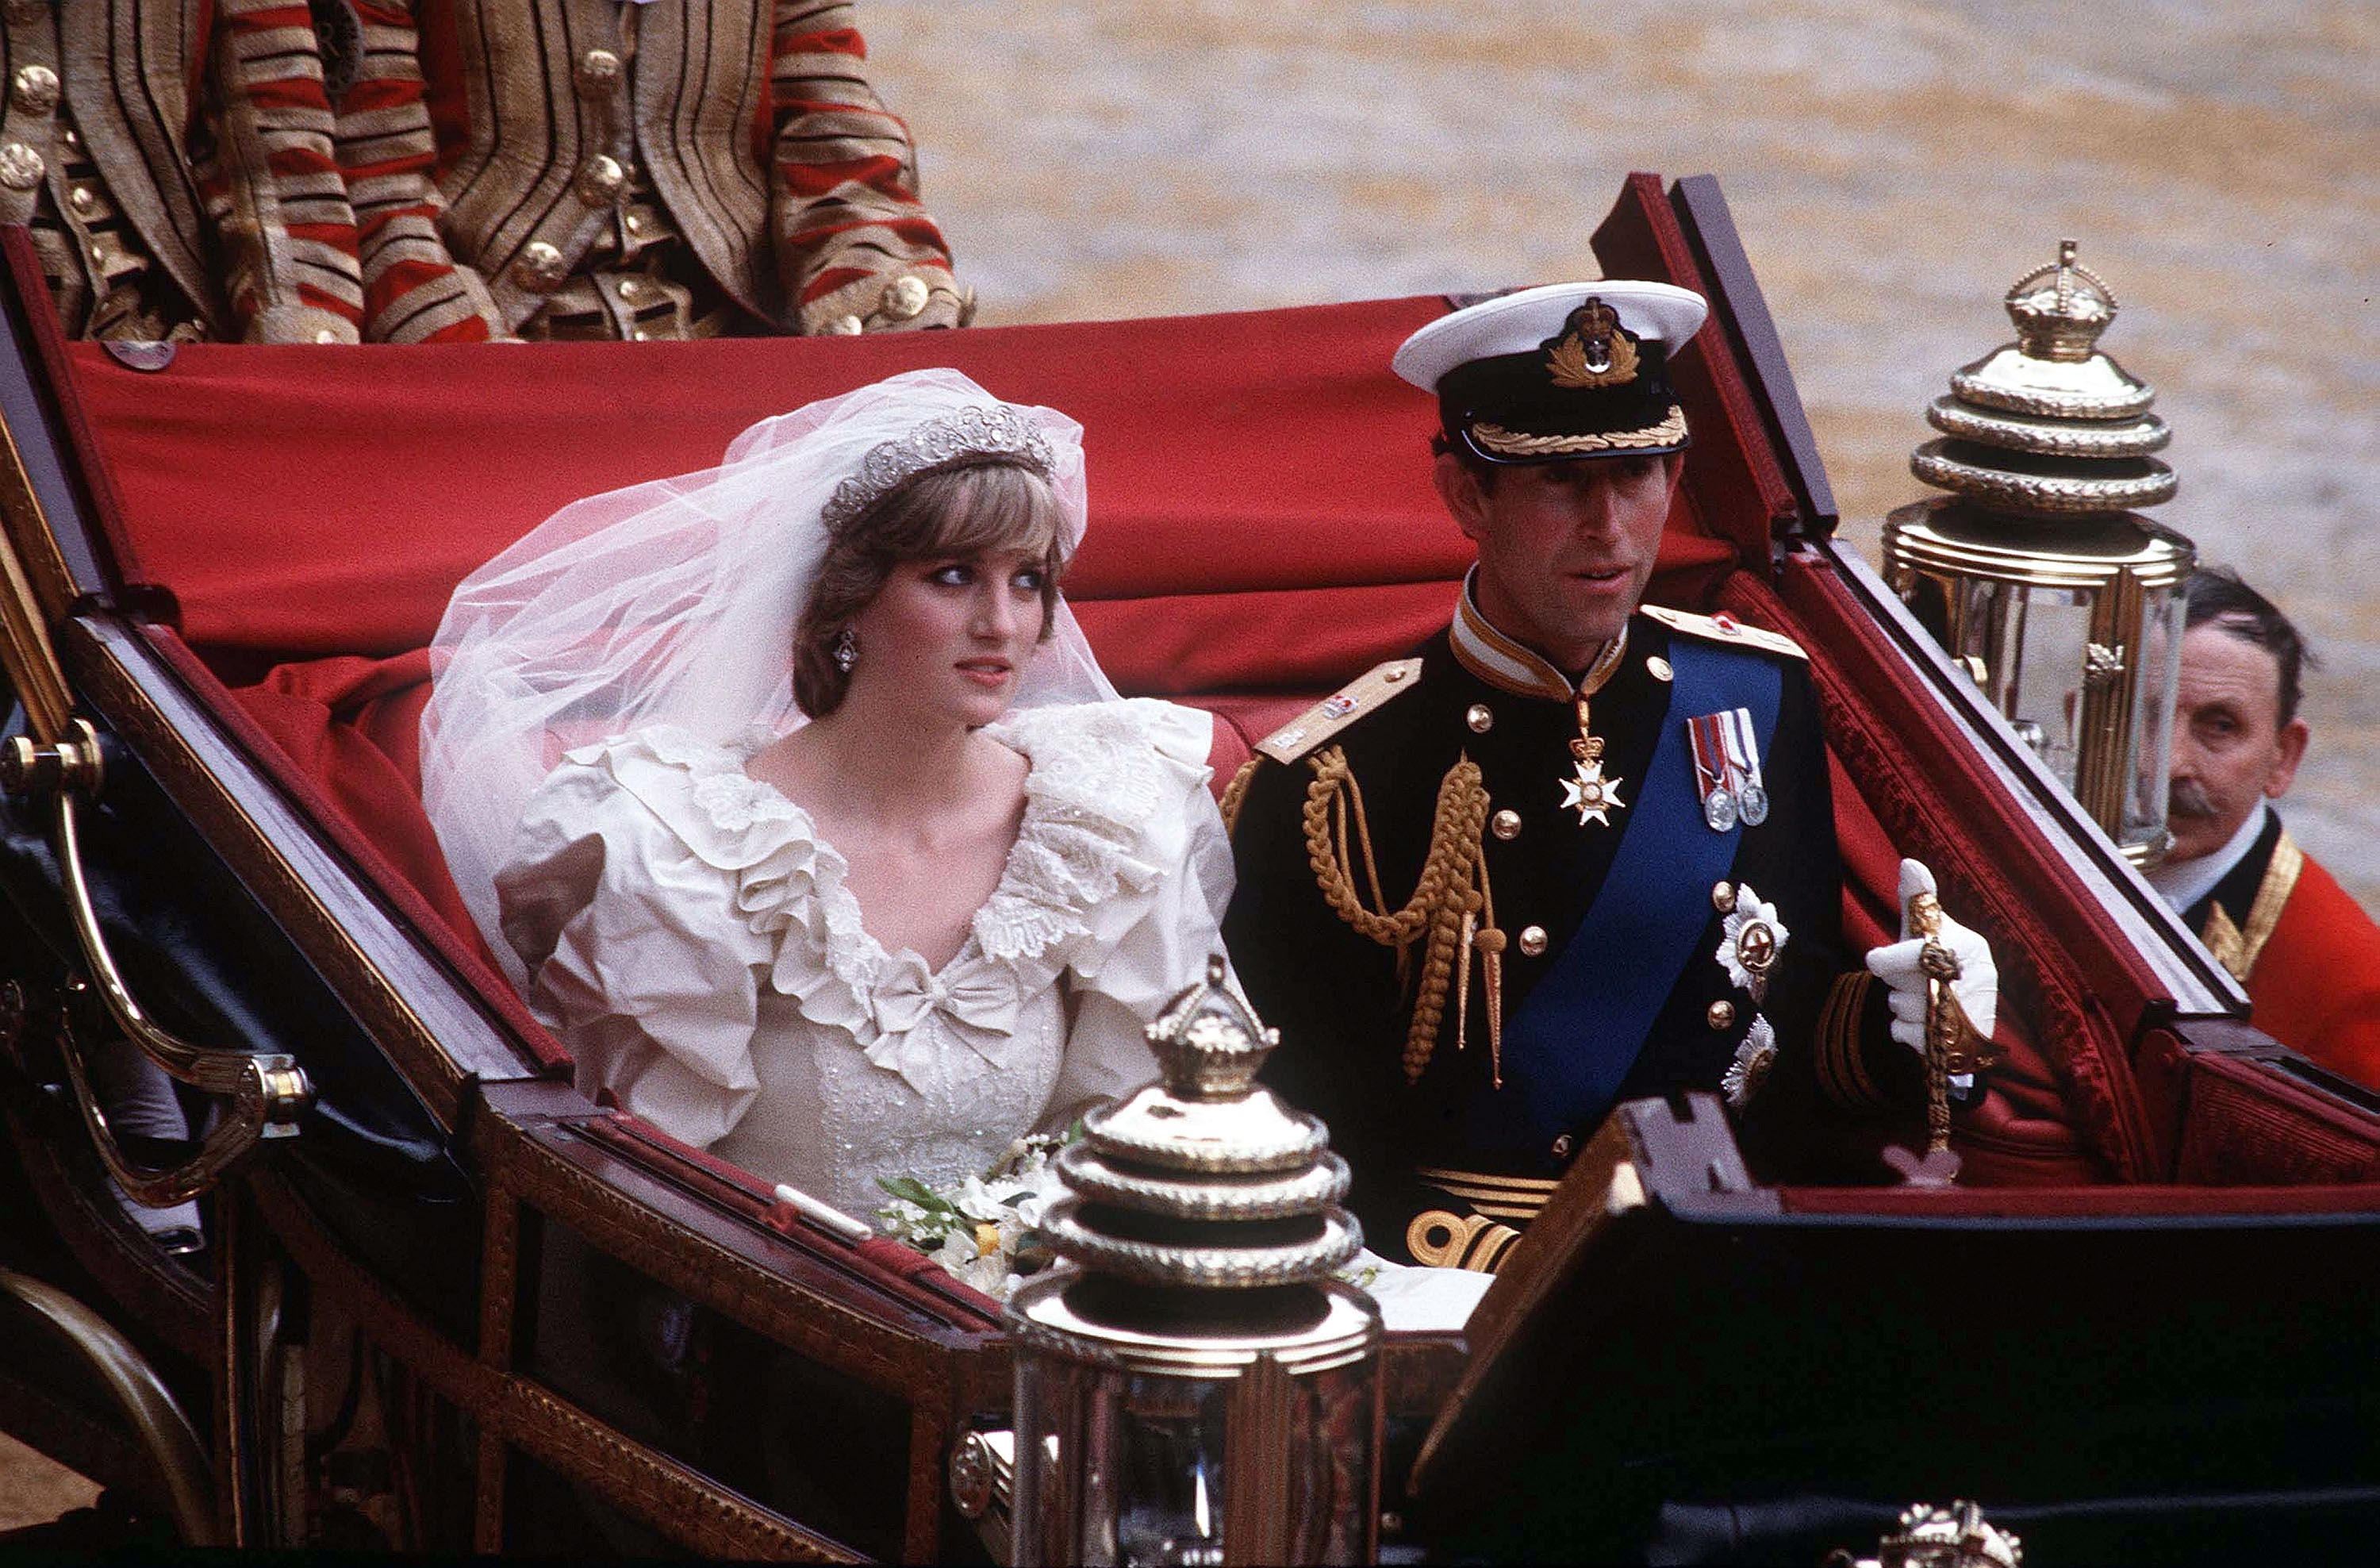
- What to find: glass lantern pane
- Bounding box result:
[1010,1351,1377,1566]
[2123,586,2187,857]
[1114,1375,1230,1566]
[1971,582,2096,790]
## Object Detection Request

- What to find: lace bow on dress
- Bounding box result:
[493,699,1227,1215]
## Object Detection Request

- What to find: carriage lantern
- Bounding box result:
[1883,240,2194,865]
[996,957,1380,1566]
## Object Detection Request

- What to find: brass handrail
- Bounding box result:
[4,721,313,1206]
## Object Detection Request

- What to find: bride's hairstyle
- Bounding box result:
[425,369,1119,975]
[793,457,1067,717]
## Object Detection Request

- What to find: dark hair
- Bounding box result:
[1430,429,1501,490]
[2185,565,2317,728]
[793,459,1065,718]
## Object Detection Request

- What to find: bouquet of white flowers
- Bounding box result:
[877,1128,1077,1300]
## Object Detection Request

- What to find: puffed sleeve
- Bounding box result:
[495,753,776,1151]
[1045,701,1240,1117]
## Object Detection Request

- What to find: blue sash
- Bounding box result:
[1467,639,1782,1154]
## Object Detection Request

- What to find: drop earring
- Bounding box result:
[832,627,859,674]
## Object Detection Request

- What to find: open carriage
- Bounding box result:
[0,175,2375,1562]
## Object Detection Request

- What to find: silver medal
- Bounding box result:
[1738,783,1770,827]
[1703,786,1737,833]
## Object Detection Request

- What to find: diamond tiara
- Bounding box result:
[820,404,1058,534]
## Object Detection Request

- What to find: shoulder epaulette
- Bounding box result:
[1641,604,1807,661]
[1254,658,1425,763]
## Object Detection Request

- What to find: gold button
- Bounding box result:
[86,240,106,265]
[828,313,865,335]
[1551,1134,1573,1159]
[313,329,339,344]
[1706,1000,1736,1030]
[631,328,654,341]
[512,240,567,290]
[1465,702,1494,733]
[1711,881,1736,913]
[0,141,45,190]
[1491,809,1522,841]
[1647,655,1674,683]
[60,126,78,149]
[624,213,643,234]
[67,186,94,213]
[11,64,60,114]
[616,278,642,301]
[1384,666,1407,682]
[1518,924,1548,957]
[575,48,624,94]
[578,153,626,204]
[878,274,931,321]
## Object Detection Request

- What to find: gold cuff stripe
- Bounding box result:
[1417,1167,1558,1222]
[1466,1224,1522,1273]
[1415,1167,1560,1192]
[1420,1191,1546,1221]
[1816,970,1885,1113]
[1406,1209,1519,1270]
[1469,406,1689,457]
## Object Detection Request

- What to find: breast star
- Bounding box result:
[1560,759,1626,827]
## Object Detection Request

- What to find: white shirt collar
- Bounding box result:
[2146,800,2271,914]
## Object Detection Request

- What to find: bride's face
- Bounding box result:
[846,547,1050,728]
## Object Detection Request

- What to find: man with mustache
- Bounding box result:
[1223,283,2005,1271]
[2148,567,2380,1087]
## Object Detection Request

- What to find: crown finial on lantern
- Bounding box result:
[2003,237,2118,363]
[1145,951,1280,1102]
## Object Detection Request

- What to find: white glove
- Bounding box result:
[1864,859,1997,1056]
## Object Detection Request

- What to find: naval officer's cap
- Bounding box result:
[1394,281,1708,463]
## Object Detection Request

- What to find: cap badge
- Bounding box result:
[1546,298,1640,390]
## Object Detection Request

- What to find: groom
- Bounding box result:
[1223,283,2000,1270]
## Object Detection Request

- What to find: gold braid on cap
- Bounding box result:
[1471,407,1688,457]
[1301,747,1495,1082]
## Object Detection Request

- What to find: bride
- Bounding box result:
[420,370,1232,1220]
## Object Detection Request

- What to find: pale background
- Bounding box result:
[861,0,2379,908]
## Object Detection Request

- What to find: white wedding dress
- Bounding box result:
[493,698,1226,1218]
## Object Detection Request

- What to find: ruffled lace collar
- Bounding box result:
[576,709,1180,1091]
